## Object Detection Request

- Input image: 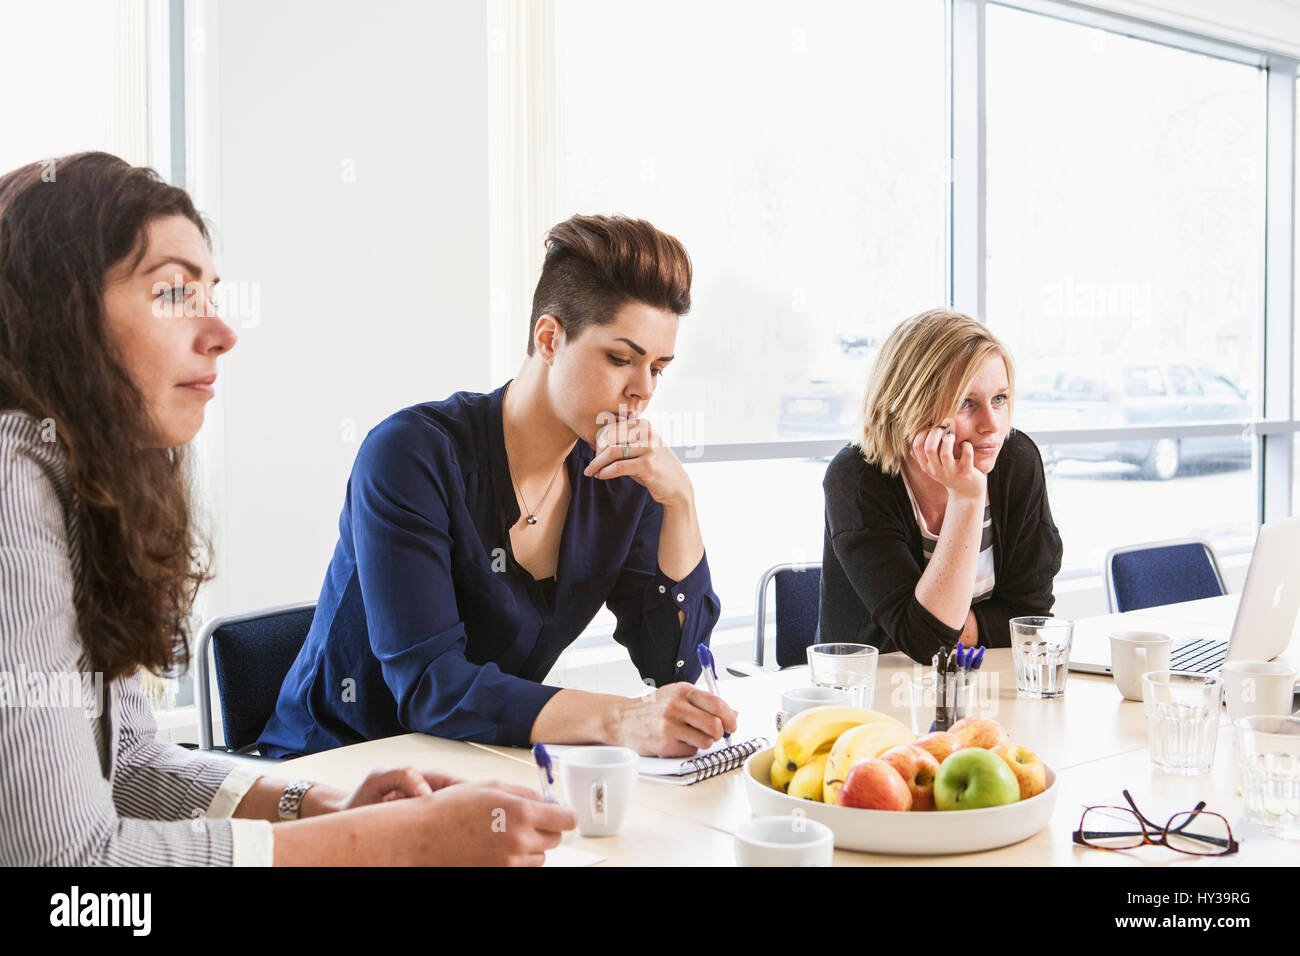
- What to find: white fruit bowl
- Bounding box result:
[743,748,1058,856]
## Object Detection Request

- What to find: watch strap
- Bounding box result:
[277,779,316,821]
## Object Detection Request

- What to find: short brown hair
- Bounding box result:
[855,308,1016,476]
[527,214,692,355]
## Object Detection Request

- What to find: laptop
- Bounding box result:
[1069,516,1300,681]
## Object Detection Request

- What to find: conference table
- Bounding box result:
[281,595,1298,865]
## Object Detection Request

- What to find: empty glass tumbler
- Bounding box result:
[1234,715,1300,839]
[806,643,878,709]
[1010,617,1074,699]
[1142,671,1223,776]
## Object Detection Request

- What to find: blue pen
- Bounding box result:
[971,647,986,671]
[532,743,557,803]
[696,644,731,743]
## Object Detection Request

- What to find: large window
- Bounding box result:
[494,0,947,620]
[493,0,1297,625]
[498,0,947,450]
[987,5,1266,573]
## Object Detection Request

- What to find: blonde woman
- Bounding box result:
[819,309,1063,664]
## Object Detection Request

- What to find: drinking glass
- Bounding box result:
[1233,715,1300,839]
[806,643,878,709]
[1141,671,1223,775]
[1010,617,1073,699]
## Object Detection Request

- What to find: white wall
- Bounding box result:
[192,0,493,619]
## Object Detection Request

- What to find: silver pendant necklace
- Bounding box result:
[510,458,565,526]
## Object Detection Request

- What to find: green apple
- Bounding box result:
[933,748,1020,811]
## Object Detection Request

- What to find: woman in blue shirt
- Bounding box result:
[260,215,736,758]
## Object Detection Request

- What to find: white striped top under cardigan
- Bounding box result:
[0,411,271,865]
[901,470,996,604]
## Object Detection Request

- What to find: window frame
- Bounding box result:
[497,0,1299,634]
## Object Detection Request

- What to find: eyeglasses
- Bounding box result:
[1072,789,1238,856]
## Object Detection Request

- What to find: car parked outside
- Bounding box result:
[1013,356,1252,480]
[777,334,879,439]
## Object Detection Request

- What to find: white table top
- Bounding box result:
[281,598,1300,866]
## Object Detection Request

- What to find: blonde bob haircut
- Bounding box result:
[855,309,1016,477]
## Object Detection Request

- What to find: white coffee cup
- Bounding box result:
[1222,660,1298,722]
[734,815,833,867]
[559,746,638,837]
[1109,631,1173,701]
[776,686,849,732]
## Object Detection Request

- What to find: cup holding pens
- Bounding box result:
[558,746,638,837]
[907,670,976,735]
[806,643,879,709]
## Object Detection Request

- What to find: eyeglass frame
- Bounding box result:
[1072,789,1239,855]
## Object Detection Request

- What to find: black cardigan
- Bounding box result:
[819,430,1063,664]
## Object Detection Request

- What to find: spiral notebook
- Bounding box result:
[542,737,768,786]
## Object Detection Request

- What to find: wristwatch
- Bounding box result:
[277,780,316,821]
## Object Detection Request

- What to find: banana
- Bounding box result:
[770,739,796,792]
[787,753,829,802]
[822,719,914,805]
[776,706,904,769]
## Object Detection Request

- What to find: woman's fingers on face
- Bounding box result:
[583,445,615,477]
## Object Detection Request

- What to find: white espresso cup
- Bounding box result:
[734,815,833,867]
[1109,631,1173,702]
[1222,660,1298,722]
[559,746,638,837]
[776,686,849,732]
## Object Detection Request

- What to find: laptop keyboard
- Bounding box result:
[1170,638,1228,673]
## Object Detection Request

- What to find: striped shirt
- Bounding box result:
[0,411,272,865]
[901,471,996,604]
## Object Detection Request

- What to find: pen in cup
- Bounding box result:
[696,644,731,743]
[532,743,557,803]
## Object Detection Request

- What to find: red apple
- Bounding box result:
[913,731,961,765]
[879,745,941,811]
[991,743,1047,800]
[836,758,913,812]
[950,717,1011,751]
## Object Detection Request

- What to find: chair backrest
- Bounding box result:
[753,563,822,669]
[1104,539,1226,613]
[195,602,316,752]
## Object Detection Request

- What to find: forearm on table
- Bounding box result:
[530,688,626,745]
[269,800,425,866]
[913,496,984,631]
[234,776,347,822]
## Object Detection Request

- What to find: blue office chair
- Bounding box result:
[1104,539,1226,613]
[727,563,822,676]
[194,601,317,762]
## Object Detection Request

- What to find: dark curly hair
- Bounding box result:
[0,151,212,682]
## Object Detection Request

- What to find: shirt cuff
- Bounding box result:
[653,553,712,615]
[205,766,262,819]
[228,819,275,867]
[495,680,565,747]
[655,555,717,683]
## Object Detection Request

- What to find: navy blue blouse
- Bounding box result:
[258,383,720,756]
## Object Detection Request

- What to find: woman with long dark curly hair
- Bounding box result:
[0,152,573,865]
